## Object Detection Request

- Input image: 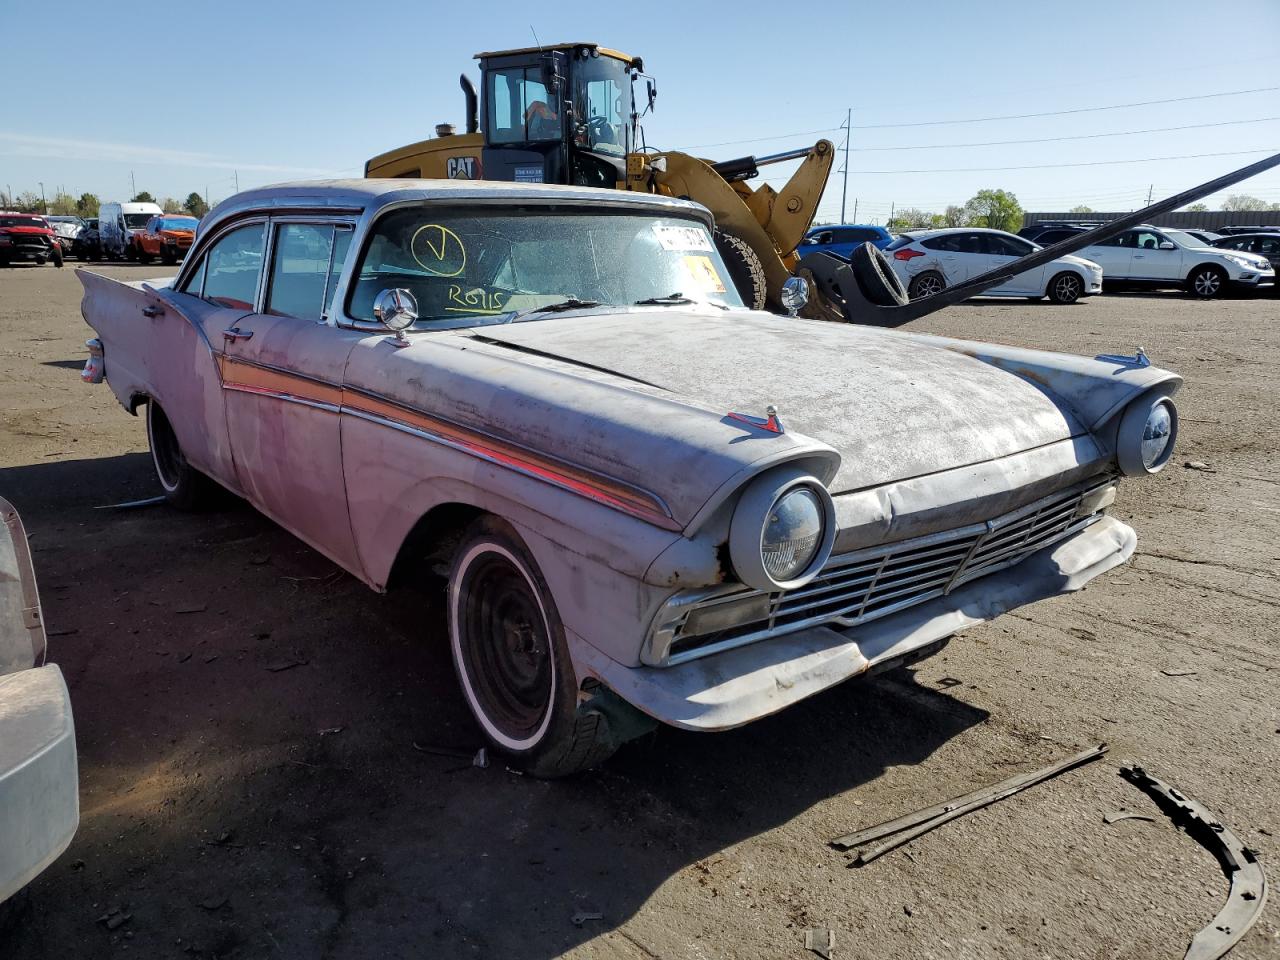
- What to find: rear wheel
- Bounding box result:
[146,400,216,510]
[907,270,947,301]
[447,517,619,778]
[1186,264,1227,299]
[713,230,767,311]
[1046,271,1082,304]
[137,246,152,264]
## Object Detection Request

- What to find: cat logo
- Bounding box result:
[447,156,479,180]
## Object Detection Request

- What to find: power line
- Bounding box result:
[685,127,841,150]
[851,116,1280,152]
[851,147,1279,175]
[851,86,1280,129]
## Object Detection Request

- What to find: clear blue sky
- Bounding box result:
[4,0,1278,223]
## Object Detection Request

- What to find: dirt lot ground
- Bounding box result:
[1,263,1277,960]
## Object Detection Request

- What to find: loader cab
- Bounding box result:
[477,43,643,190]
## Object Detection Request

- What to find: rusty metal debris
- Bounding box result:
[804,927,834,959]
[831,744,1108,864]
[570,910,603,927]
[93,495,166,510]
[1120,765,1267,960]
[1103,810,1155,825]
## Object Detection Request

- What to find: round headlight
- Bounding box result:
[729,467,837,591]
[1116,395,1177,475]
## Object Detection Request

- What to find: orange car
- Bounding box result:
[135,215,198,265]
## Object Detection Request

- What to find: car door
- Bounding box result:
[1130,229,1183,281]
[982,232,1044,295]
[215,219,364,572]
[1083,231,1135,279]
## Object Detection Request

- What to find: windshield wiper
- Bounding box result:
[509,298,602,322]
[633,293,695,306]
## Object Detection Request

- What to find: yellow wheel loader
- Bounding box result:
[364,42,834,311]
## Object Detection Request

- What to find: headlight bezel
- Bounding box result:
[1116,394,1178,475]
[729,466,837,592]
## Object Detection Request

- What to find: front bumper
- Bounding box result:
[576,515,1135,731]
[0,664,79,901]
[1230,271,1274,289]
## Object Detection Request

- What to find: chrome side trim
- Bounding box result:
[221,383,341,415]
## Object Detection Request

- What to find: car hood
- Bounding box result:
[1058,253,1101,270]
[160,229,195,239]
[468,309,1087,495]
[1,226,53,236]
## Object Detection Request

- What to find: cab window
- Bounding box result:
[202,223,266,310]
[487,66,559,144]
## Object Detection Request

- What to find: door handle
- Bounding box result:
[222,327,254,343]
[1133,255,1145,259]
[142,304,163,318]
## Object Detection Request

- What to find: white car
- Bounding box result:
[1,497,78,907]
[885,228,1104,304]
[1078,225,1274,299]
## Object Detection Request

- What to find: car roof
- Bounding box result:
[203,178,713,236]
[899,227,1011,238]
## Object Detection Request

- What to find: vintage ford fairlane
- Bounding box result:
[78,180,1179,776]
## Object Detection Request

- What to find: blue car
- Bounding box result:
[799,224,895,260]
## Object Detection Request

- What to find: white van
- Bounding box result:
[98,201,163,259]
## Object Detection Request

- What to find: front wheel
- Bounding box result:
[137,247,153,264]
[1046,271,1082,304]
[447,517,619,777]
[161,248,177,266]
[1187,264,1227,299]
[146,400,216,510]
[713,231,767,311]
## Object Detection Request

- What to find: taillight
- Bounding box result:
[894,248,925,261]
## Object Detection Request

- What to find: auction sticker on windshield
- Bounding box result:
[654,224,713,252]
[681,255,726,293]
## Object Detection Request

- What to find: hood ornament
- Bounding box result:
[1096,346,1150,368]
[727,404,784,434]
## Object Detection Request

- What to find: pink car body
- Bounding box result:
[76,180,1180,774]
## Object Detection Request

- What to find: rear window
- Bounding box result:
[0,215,46,228]
[884,236,915,251]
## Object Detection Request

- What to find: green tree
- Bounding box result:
[15,191,42,213]
[161,197,184,213]
[131,191,155,204]
[48,191,79,216]
[1222,194,1267,212]
[1068,204,1093,214]
[183,192,209,217]
[963,189,1023,232]
[1184,202,1208,213]
[76,193,100,218]
[886,207,937,231]
[943,204,967,228]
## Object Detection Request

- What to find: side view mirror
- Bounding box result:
[780,276,809,317]
[1158,241,1176,250]
[373,288,418,346]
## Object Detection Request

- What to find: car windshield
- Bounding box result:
[0,216,45,228]
[160,217,197,231]
[124,213,154,228]
[1163,230,1206,248]
[46,216,81,225]
[347,206,743,327]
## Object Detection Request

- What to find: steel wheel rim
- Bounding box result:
[1055,275,1080,301]
[454,547,554,746]
[149,404,184,492]
[1194,270,1221,295]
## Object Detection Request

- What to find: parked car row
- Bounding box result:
[0,205,199,267]
[802,221,1276,301]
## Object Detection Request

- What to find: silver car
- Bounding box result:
[78,180,1180,776]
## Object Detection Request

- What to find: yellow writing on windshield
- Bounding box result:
[444,285,508,314]
[681,255,726,294]
[411,224,467,277]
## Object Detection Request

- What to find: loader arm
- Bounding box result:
[647,141,833,309]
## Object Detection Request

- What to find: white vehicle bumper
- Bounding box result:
[0,664,78,902]
[579,516,1135,731]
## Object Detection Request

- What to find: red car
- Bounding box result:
[0,213,63,267]
[135,214,198,265]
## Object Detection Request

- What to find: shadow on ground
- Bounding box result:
[2,454,987,959]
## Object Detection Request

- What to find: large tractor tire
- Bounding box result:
[850,242,908,307]
[714,230,767,311]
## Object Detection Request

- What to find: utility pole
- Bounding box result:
[852,198,858,222]
[38,182,46,213]
[839,107,851,223]
[234,170,239,193]
[130,170,136,199]
[1146,184,1153,205]
[888,201,895,225]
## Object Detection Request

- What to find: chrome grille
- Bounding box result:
[664,478,1112,665]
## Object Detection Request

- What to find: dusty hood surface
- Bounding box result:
[471,310,1086,494]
